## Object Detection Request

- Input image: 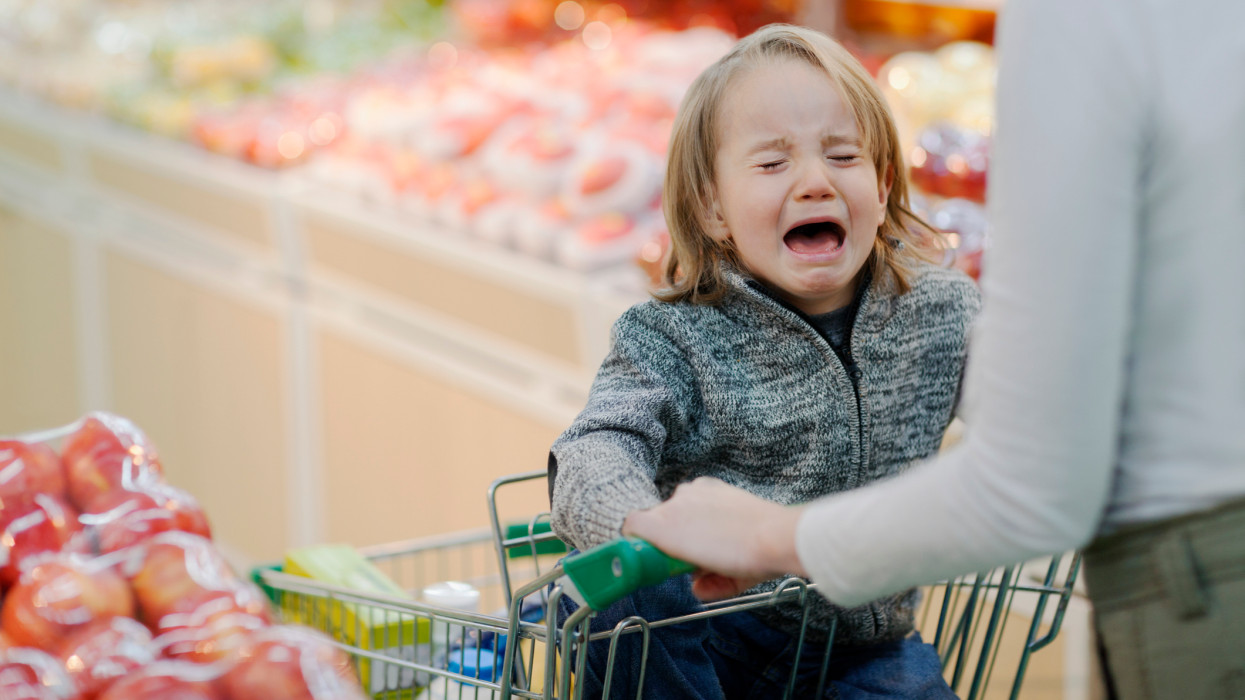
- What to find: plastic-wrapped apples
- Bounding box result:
[909,122,989,203]
[879,40,996,209]
[929,197,990,281]
[224,626,368,700]
[2,553,136,651]
[60,413,164,511]
[0,646,82,700]
[294,25,730,272]
[0,440,65,500]
[0,413,369,699]
[58,617,155,698]
[0,492,87,587]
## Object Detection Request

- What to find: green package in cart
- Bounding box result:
[284,544,431,699]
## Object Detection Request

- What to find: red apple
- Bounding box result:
[0,440,66,501]
[0,493,86,588]
[0,553,136,652]
[153,580,273,632]
[128,532,238,629]
[81,484,212,554]
[95,660,224,700]
[154,607,268,664]
[909,122,989,203]
[58,616,155,699]
[152,586,271,664]
[61,413,164,511]
[223,625,367,700]
[0,647,83,700]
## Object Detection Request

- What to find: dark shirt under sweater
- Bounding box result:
[751,266,868,357]
[809,298,858,355]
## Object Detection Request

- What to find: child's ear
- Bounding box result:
[877,164,894,227]
[704,192,731,242]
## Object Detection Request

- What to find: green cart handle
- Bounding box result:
[560,537,695,611]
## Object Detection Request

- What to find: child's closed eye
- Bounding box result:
[757,160,786,171]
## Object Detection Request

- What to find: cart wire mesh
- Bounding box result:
[253,471,1081,699]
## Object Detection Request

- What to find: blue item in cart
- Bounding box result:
[417,647,500,700]
[449,647,499,681]
[479,595,545,661]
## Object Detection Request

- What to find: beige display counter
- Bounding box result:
[87,147,278,253]
[0,207,80,430]
[0,115,62,173]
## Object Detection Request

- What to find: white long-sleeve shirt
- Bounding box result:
[796,0,1245,607]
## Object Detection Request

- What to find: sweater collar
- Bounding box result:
[723,264,894,334]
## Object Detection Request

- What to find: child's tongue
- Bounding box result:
[785,225,843,254]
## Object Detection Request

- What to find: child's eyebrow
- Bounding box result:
[745,134,862,156]
[823,134,862,148]
[746,137,791,156]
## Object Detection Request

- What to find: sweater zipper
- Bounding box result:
[812,331,867,488]
[743,279,870,483]
[838,343,866,489]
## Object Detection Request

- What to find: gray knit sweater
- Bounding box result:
[550,262,981,645]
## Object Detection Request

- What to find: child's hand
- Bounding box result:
[621,477,808,601]
[689,571,766,601]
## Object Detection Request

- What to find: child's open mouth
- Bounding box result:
[784,220,845,255]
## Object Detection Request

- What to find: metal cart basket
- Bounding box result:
[253,471,1081,699]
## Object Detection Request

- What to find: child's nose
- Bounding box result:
[794,160,836,200]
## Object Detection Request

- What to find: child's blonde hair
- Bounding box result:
[658,24,940,304]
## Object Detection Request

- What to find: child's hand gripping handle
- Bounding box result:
[560,537,695,611]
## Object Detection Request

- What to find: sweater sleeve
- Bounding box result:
[550,304,699,551]
[795,0,1147,606]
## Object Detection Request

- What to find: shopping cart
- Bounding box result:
[253,470,1081,699]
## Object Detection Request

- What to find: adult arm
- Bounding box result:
[794,0,1150,605]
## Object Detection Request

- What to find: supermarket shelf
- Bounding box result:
[0,83,643,380]
[0,89,295,256]
[290,184,644,371]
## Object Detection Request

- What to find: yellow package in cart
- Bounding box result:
[283,545,430,699]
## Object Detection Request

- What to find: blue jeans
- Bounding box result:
[557,574,955,699]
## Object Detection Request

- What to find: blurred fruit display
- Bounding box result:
[298,23,734,271]
[0,0,446,128]
[0,0,998,281]
[453,0,799,44]
[0,413,370,700]
[843,0,997,49]
[877,37,996,280]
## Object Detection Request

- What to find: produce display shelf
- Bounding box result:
[0,84,644,431]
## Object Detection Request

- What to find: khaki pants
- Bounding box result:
[1084,498,1245,699]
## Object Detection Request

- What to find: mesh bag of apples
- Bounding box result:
[0,412,369,700]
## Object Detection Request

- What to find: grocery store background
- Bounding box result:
[0,1,1096,696]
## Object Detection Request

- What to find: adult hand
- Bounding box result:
[622,477,808,600]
